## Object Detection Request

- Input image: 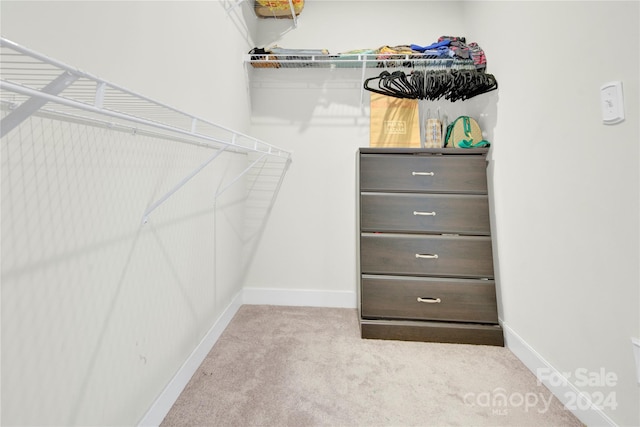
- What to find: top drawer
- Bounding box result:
[360,154,487,194]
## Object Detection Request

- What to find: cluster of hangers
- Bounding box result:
[364,69,498,102]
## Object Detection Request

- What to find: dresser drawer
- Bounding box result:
[360,319,504,346]
[361,275,498,323]
[360,154,487,193]
[360,233,494,278]
[360,193,490,235]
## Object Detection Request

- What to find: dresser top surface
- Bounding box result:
[359,148,489,156]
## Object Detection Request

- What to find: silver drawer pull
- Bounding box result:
[412,171,435,176]
[415,253,438,259]
[417,297,442,304]
[413,211,436,216]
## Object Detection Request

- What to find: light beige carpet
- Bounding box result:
[161,305,583,427]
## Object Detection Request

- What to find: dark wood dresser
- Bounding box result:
[357,147,504,346]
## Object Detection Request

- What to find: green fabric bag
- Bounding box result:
[444,116,490,148]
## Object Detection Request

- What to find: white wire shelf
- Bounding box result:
[244,53,476,70]
[0,36,292,223]
[0,37,290,159]
[244,52,478,107]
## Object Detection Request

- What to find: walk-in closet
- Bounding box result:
[1,2,638,427]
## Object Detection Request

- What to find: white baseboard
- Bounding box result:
[242,287,357,308]
[138,288,355,426]
[138,290,244,427]
[501,321,618,427]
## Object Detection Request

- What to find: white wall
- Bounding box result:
[246,1,639,426]
[1,1,260,425]
[464,2,640,426]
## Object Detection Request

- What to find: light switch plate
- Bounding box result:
[601,81,624,124]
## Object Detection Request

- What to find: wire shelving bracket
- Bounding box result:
[222,0,300,48]
[0,37,292,224]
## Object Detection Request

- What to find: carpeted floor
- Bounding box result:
[161,305,583,427]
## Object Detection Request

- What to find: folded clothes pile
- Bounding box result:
[411,36,486,69]
[340,36,487,69]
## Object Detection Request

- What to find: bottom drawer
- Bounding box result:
[361,275,498,324]
[360,319,504,346]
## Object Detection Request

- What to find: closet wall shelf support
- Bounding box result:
[359,60,367,107]
[222,0,255,47]
[142,146,229,224]
[0,36,292,223]
[215,152,268,199]
[223,0,299,48]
